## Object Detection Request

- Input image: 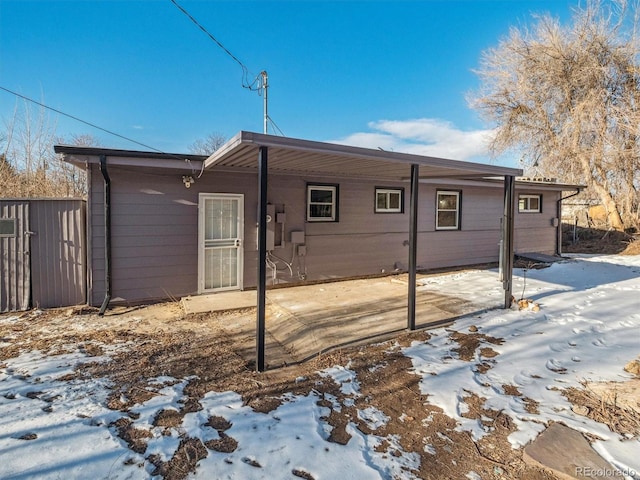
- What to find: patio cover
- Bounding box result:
[205,131,522,180]
[205,131,523,371]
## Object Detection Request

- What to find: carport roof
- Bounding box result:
[55,131,523,180]
[205,131,523,180]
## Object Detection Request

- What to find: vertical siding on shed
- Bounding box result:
[29,199,86,308]
[0,201,30,312]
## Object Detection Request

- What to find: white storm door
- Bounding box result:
[199,193,244,293]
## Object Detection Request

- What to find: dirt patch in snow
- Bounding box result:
[150,437,208,480]
[449,329,504,362]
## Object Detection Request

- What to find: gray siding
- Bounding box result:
[514,190,560,255]
[86,164,560,305]
[29,199,86,308]
[0,201,30,312]
[1,199,86,311]
[88,165,258,305]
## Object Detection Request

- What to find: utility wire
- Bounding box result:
[169,0,285,135]
[0,85,168,154]
[169,0,259,90]
[0,85,206,177]
[267,115,285,136]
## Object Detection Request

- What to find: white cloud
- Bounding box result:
[329,118,496,161]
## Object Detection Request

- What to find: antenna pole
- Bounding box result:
[261,71,268,134]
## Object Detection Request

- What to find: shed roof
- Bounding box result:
[205,131,523,180]
[53,145,206,171]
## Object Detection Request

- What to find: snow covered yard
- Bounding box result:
[0,254,639,480]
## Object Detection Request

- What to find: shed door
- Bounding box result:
[0,201,30,312]
[198,194,244,293]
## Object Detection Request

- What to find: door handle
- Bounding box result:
[235,239,241,247]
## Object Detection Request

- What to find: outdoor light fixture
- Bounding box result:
[182,175,194,188]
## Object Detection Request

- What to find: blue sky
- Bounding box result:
[0,0,576,166]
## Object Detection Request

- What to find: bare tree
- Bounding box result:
[54,134,100,197]
[470,0,640,231]
[188,132,226,156]
[1,100,97,198]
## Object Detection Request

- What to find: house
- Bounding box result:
[53,131,581,313]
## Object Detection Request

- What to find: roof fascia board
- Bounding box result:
[515,181,584,191]
[54,145,206,162]
[484,178,584,191]
[57,152,202,171]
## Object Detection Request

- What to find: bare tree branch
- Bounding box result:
[469,0,640,230]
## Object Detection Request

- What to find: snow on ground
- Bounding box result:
[409,254,640,478]
[0,254,639,479]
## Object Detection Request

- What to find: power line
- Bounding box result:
[169,0,285,135]
[0,85,168,154]
[267,115,285,136]
[0,85,207,177]
[169,0,260,91]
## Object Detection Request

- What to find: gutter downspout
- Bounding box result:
[556,188,582,256]
[98,155,112,316]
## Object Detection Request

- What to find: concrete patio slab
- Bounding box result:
[265,277,471,363]
[181,275,481,367]
[182,290,256,314]
[523,423,620,480]
[517,252,565,264]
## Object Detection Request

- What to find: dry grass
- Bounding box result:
[563,226,639,255]
[622,239,640,255]
[563,385,640,437]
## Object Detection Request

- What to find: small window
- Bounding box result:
[436,190,461,230]
[519,194,542,213]
[307,184,338,222]
[375,187,404,213]
[0,218,16,237]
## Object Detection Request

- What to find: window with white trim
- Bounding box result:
[0,218,16,237]
[519,194,542,213]
[436,190,460,230]
[375,187,403,213]
[307,184,338,222]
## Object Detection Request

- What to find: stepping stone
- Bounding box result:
[523,423,620,479]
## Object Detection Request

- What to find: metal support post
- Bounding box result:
[408,164,419,330]
[502,175,515,308]
[257,146,268,371]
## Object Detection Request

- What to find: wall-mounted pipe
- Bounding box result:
[98,155,112,316]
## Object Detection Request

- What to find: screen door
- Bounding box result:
[198,194,244,292]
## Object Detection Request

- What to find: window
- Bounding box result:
[436,190,461,230]
[0,218,16,237]
[519,194,542,213]
[375,187,404,213]
[307,184,338,222]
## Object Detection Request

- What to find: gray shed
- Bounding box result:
[0,198,86,312]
